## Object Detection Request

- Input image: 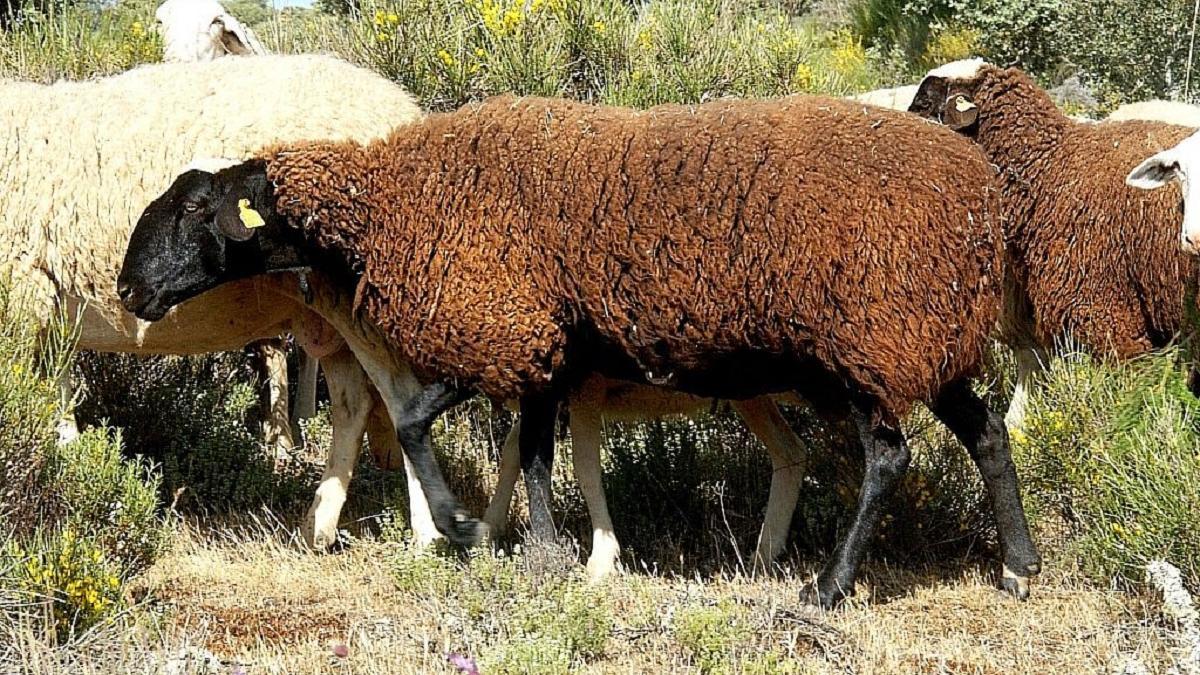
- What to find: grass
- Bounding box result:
[0,519,1182,674]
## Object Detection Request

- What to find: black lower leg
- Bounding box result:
[519,391,559,543]
[395,380,482,548]
[930,379,1041,598]
[804,399,910,609]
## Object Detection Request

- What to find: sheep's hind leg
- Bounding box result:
[394,381,483,548]
[482,419,522,539]
[931,380,1041,600]
[800,399,910,610]
[569,403,621,582]
[519,392,574,574]
[731,397,806,573]
[519,392,559,544]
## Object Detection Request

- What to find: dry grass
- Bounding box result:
[5,518,1184,675]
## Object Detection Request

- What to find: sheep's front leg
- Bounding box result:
[519,392,559,544]
[253,337,295,466]
[391,381,483,548]
[931,379,1041,600]
[303,345,371,550]
[731,397,806,571]
[801,400,910,610]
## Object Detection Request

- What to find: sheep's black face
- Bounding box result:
[909,75,981,134]
[118,161,307,321]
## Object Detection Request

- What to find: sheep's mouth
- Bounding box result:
[119,285,171,322]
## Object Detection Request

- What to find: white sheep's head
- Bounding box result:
[155,0,267,63]
[1127,132,1200,254]
[908,58,989,133]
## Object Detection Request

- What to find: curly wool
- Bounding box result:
[965,66,1197,356]
[264,95,1003,418]
[0,54,421,336]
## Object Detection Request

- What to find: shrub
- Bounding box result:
[39,427,166,574]
[673,599,753,674]
[0,283,166,643]
[4,528,124,642]
[74,351,315,514]
[0,0,161,82]
[388,541,614,672]
[1014,347,1200,586]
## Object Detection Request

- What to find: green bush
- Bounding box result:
[74,351,315,514]
[388,542,614,672]
[1014,347,1200,586]
[0,0,161,82]
[0,283,166,642]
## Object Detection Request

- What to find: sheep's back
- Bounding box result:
[1013,119,1196,356]
[0,54,420,328]
[337,95,1001,414]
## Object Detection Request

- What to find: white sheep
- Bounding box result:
[155,0,267,63]
[0,54,423,547]
[1107,99,1200,127]
[851,84,919,111]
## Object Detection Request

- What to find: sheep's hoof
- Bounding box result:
[799,580,851,611]
[443,511,486,549]
[999,565,1033,601]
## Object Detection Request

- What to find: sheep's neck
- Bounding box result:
[268,144,377,278]
[973,68,1068,193]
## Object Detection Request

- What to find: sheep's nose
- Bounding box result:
[117,280,134,302]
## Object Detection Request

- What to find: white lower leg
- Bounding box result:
[483,420,522,537]
[56,370,80,445]
[733,398,806,570]
[405,452,443,547]
[571,406,620,581]
[303,348,370,550]
[258,339,295,463]
[1005,347,1046,432]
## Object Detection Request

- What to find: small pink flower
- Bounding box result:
[447,652,480,674]
[332,643,349,658]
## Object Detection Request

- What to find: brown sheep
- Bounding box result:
[118,94,1037,608]
[908,59,1200,429]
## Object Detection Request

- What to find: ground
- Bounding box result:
[11,518,1181,674]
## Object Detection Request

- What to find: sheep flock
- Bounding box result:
[8,0,1200,628]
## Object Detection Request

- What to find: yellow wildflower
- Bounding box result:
[592,20,606,33]
[437,49,456,67]
[792,63,814,91]
[387,12,399,25]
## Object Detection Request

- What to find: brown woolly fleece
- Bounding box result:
[926,65,1198,356]
[261,95,1002,419]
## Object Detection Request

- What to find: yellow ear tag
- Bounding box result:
[954,95,977,112]
[238,199,265,229]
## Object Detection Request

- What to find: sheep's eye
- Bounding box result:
[182,202,200,214]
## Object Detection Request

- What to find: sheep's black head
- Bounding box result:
[908,58,987,134]
[118,160,308,321]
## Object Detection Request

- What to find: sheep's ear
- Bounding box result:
[908,75,948,118]
[209,14,266,56]
[942,93,979,131]
[1127,152,1181,190]
[215,196,260,241]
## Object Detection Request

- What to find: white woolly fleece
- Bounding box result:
[1107,99,1200,127]
[0,54,422,343]
[926,58,988,81]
